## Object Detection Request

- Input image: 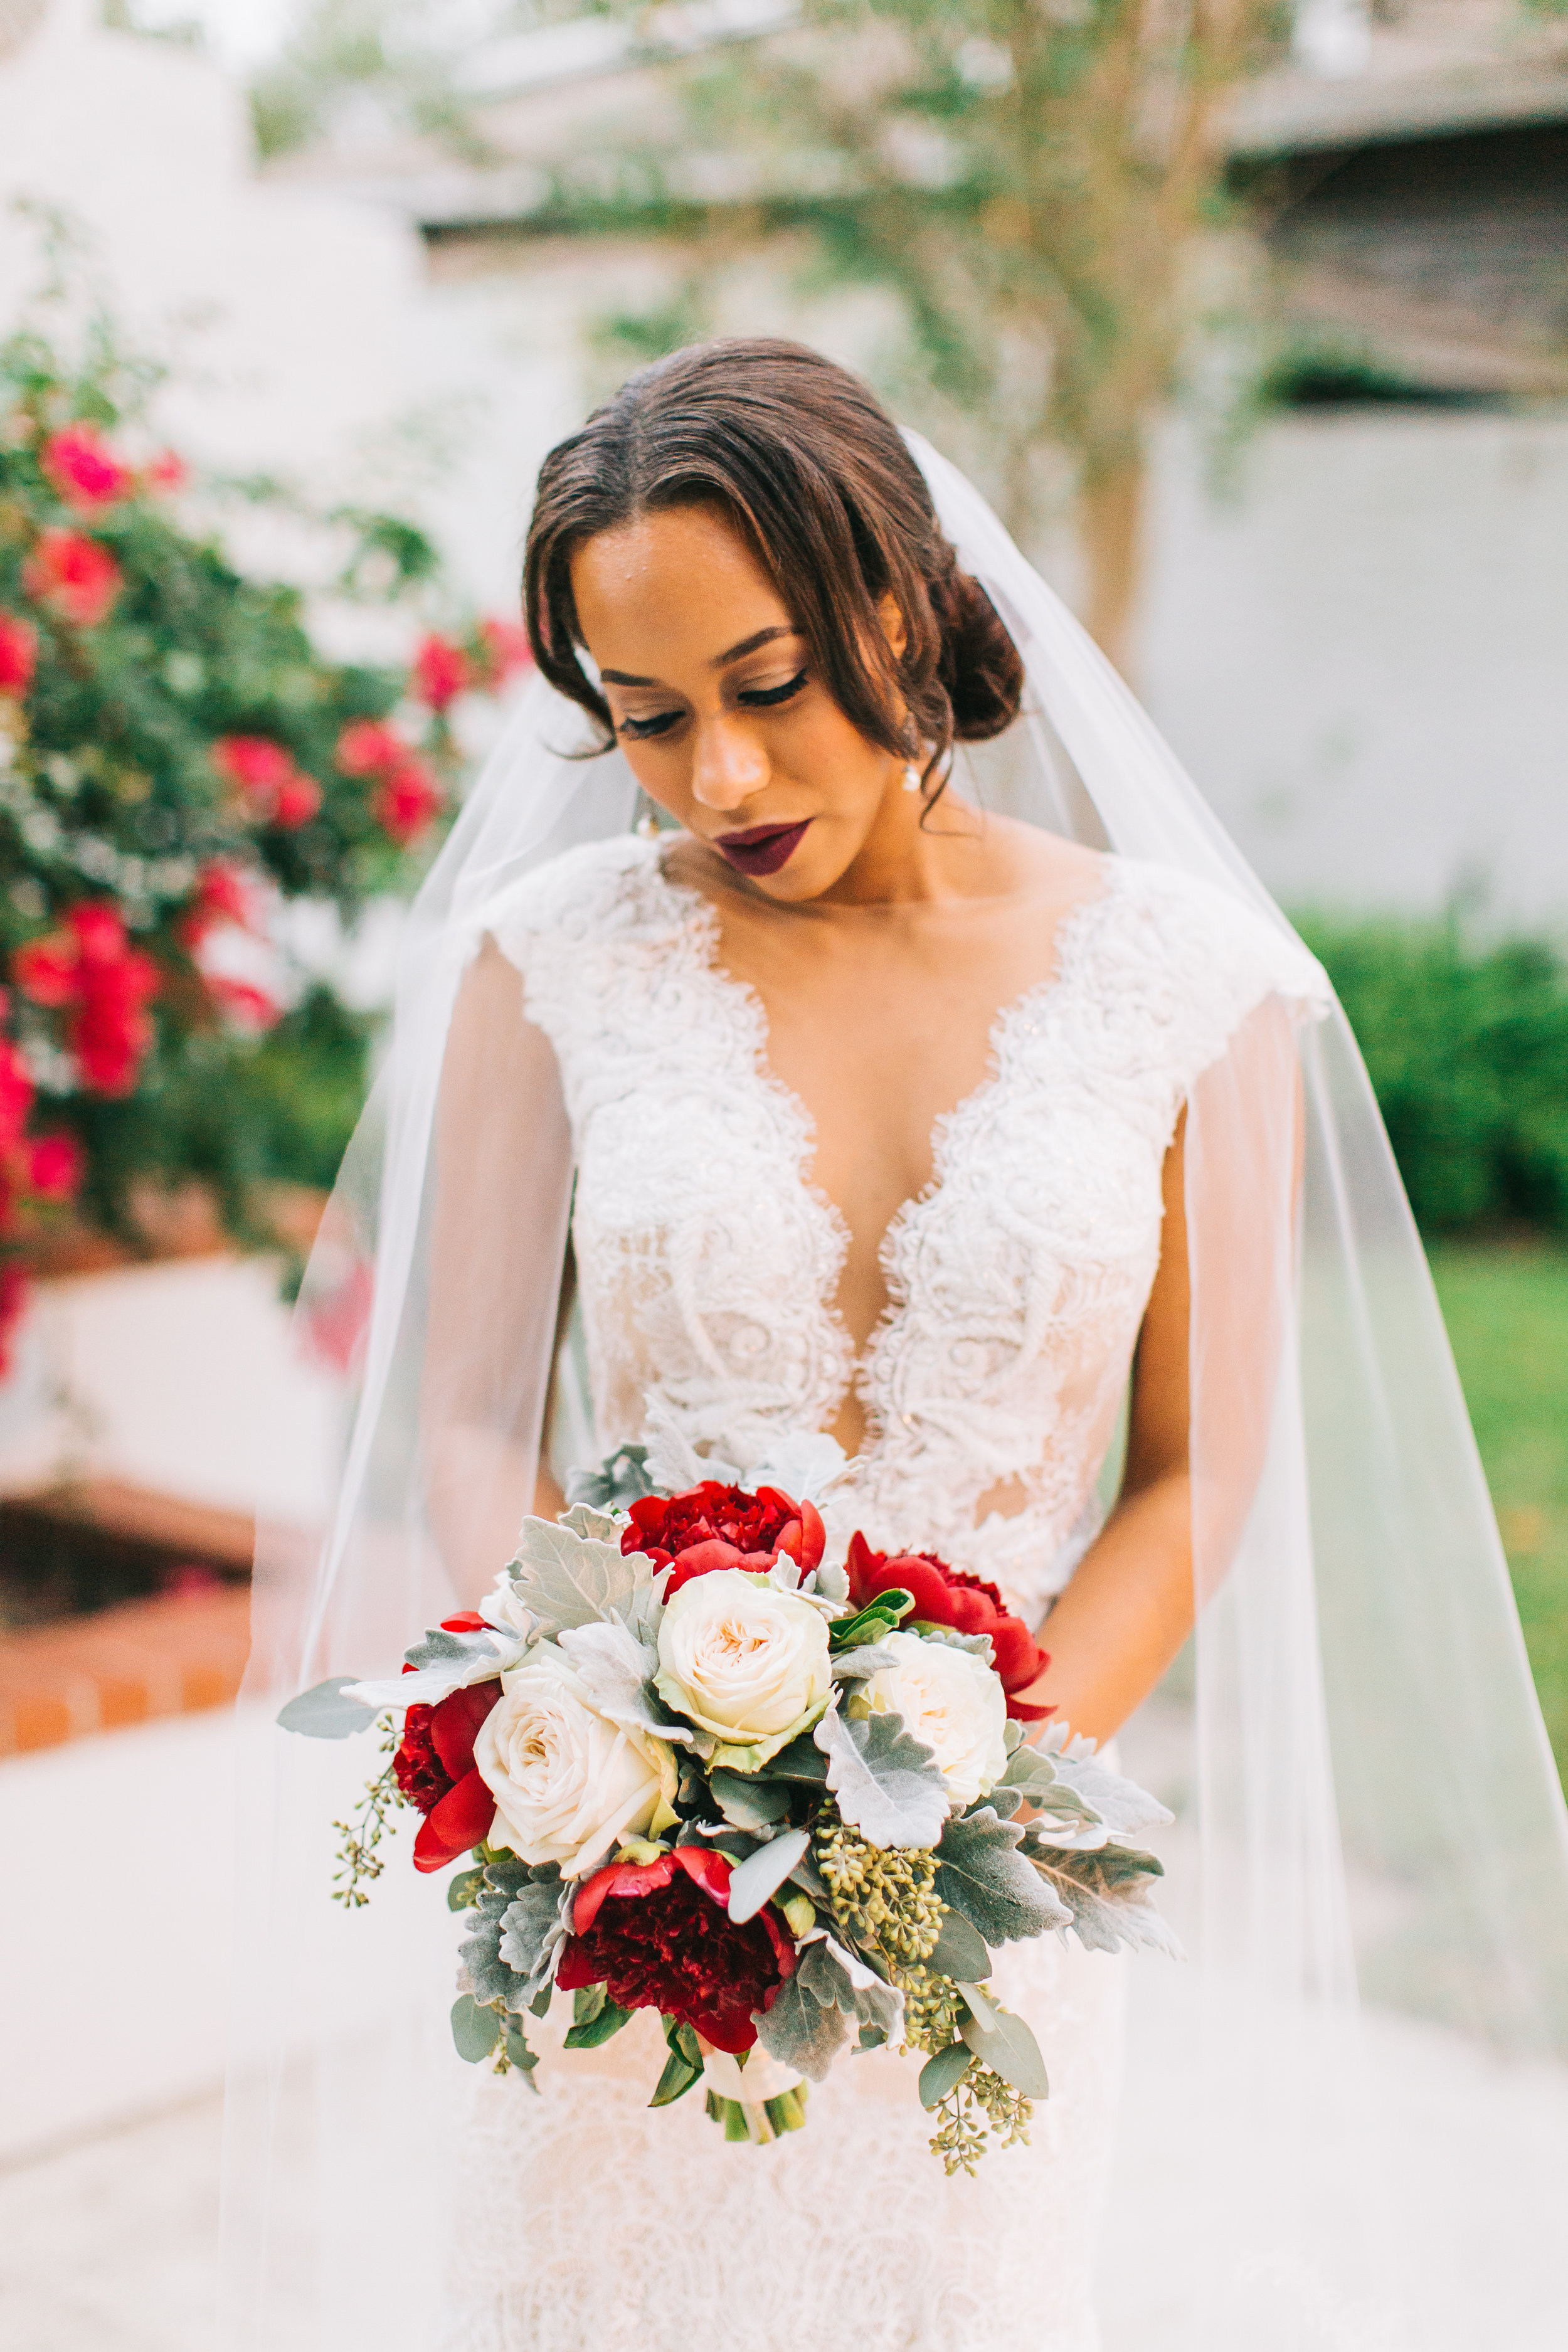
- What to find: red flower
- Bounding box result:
[0,1039,35,1149]
[558,1845,796,2053]
[41,424,135,512]
[335,719,404,776]
[213,737,320,830]
[14,904,161,1097]
[475,618,533,686]
[26,1133,82,1200]
[845,1532,1054,1723]
[373,757,443,847]
[179,859,263,949]
[23,530,121,628]
[0,1262,28,1378]
[204,975,282,1033]
[411,632,469,711]
[393,1667,503,1873]
[0,613,37,696]
[622,1480,826,1594]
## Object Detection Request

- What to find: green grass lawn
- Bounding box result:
[1429,1243,1568,1783]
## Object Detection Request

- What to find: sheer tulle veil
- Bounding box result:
[223,426,1568,2349]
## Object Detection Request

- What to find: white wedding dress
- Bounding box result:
[433,830,1322,2352]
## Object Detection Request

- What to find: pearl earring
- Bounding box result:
[903,763,921,794]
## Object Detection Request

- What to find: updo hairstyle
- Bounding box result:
[523,338,1024,795]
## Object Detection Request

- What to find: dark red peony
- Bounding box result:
[557,1845,795,2053]
[622,1481,825,1593]
[393,1619,502,1872]
[845,1532,1054,1723]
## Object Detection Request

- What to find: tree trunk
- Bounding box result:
[1077,450,1147,680]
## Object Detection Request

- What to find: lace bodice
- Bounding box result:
[493,835,1322,1621]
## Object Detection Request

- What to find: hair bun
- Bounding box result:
[929,558,1025,743]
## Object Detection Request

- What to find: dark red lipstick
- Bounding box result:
[714,819,812,877]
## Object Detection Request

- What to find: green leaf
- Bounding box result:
[564,1444,655,1511]
[960,2005,1049,2099]
[926,1906,992,1982]
[502,2017,539,2085]
[276,1675,379,1739]
[507,1517,659,1640]
[572,1983,607,2028]
[935,1806,1071,1942]
[827,1593,914,1651]
[918,2041,973,2107]
[726,1827,811,1923]
[668,2018,704,2070]
[813,1701,950,1849]
[1025,1837,1182,1957]
[563,1996,636,2050]
[450,1996,502,2063]
[710,1769,793,1831]
[755,1734,829,1784]
[447,1866,485,1914]
[649,2047,704,2107]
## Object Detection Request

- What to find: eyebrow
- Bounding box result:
[598,625,797,689]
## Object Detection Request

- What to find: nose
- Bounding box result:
[689,712,770,813]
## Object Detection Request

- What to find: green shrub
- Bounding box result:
[1295,913,1568,1237]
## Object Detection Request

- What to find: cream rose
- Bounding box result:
[475,1645,678,1877]
[862,1631,1008,1808]
[655,1569,832,1767]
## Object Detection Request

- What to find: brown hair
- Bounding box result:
[522,338,1024,795]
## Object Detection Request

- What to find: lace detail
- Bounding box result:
[492,835,1323,1621]
[436,1931,1127,2352]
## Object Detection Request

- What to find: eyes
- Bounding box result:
[615,667,809,741]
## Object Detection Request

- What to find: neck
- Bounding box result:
[816,770,987,909]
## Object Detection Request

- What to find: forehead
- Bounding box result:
[569,504,792,666]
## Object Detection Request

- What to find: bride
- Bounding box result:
[228,341,1568,2352]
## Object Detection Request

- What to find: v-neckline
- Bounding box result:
[649,844,1124,1417]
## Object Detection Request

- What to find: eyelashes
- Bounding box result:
[616,669,808,739]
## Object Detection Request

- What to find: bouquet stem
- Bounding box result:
[704,2085,810,2143]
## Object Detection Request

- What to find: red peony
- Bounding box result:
[622,1480,825,1593]
[558,1845,795,2053]
[0,612,37,696]
[23,529,121,628]
[845,1532,1054,1722]
[373,757,443,847]
[335,718,405,776]
[41,424,135,512]
[411,632,469,711]
[393,1663,503,1873]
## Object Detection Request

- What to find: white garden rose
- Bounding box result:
[475,1644,678,1877]
[862,1631,1008,1808]
[655,1569,832,1767]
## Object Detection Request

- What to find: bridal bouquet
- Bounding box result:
[281,1436,1175,2172]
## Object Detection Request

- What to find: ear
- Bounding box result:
[876,591,908,664]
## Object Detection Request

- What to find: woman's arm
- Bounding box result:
[1016,1112,1194,1744]
[422,933,573,1602]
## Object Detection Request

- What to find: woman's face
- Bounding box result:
[568,502,911,903]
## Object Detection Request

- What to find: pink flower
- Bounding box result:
[373,757,443,847]
[411,633,469,711]
[41,424,135,513]
[23,531,122,629]
[336,718,405,776]
[0,1039,34,1149]
[271,772,321,829]
[476,617,534,685]
[0,613,37,697]
[26,1132,82,1200]
[144,449,188,495]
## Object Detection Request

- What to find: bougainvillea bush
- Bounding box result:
[0,315,530,1370]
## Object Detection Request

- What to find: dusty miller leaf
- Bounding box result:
[813,1700,950,1849]
[556,1618,696,1745]
[753,1933,904,2081]
[709,1769,794,1831]
[1044,1746,1173,1838]
[1025,1836,1182,1957]
[507,1517,658,1639]
[935,1806,1071,1942]
[275,1677,379,1739]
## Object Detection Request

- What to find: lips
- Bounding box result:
[714,820,812,877]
